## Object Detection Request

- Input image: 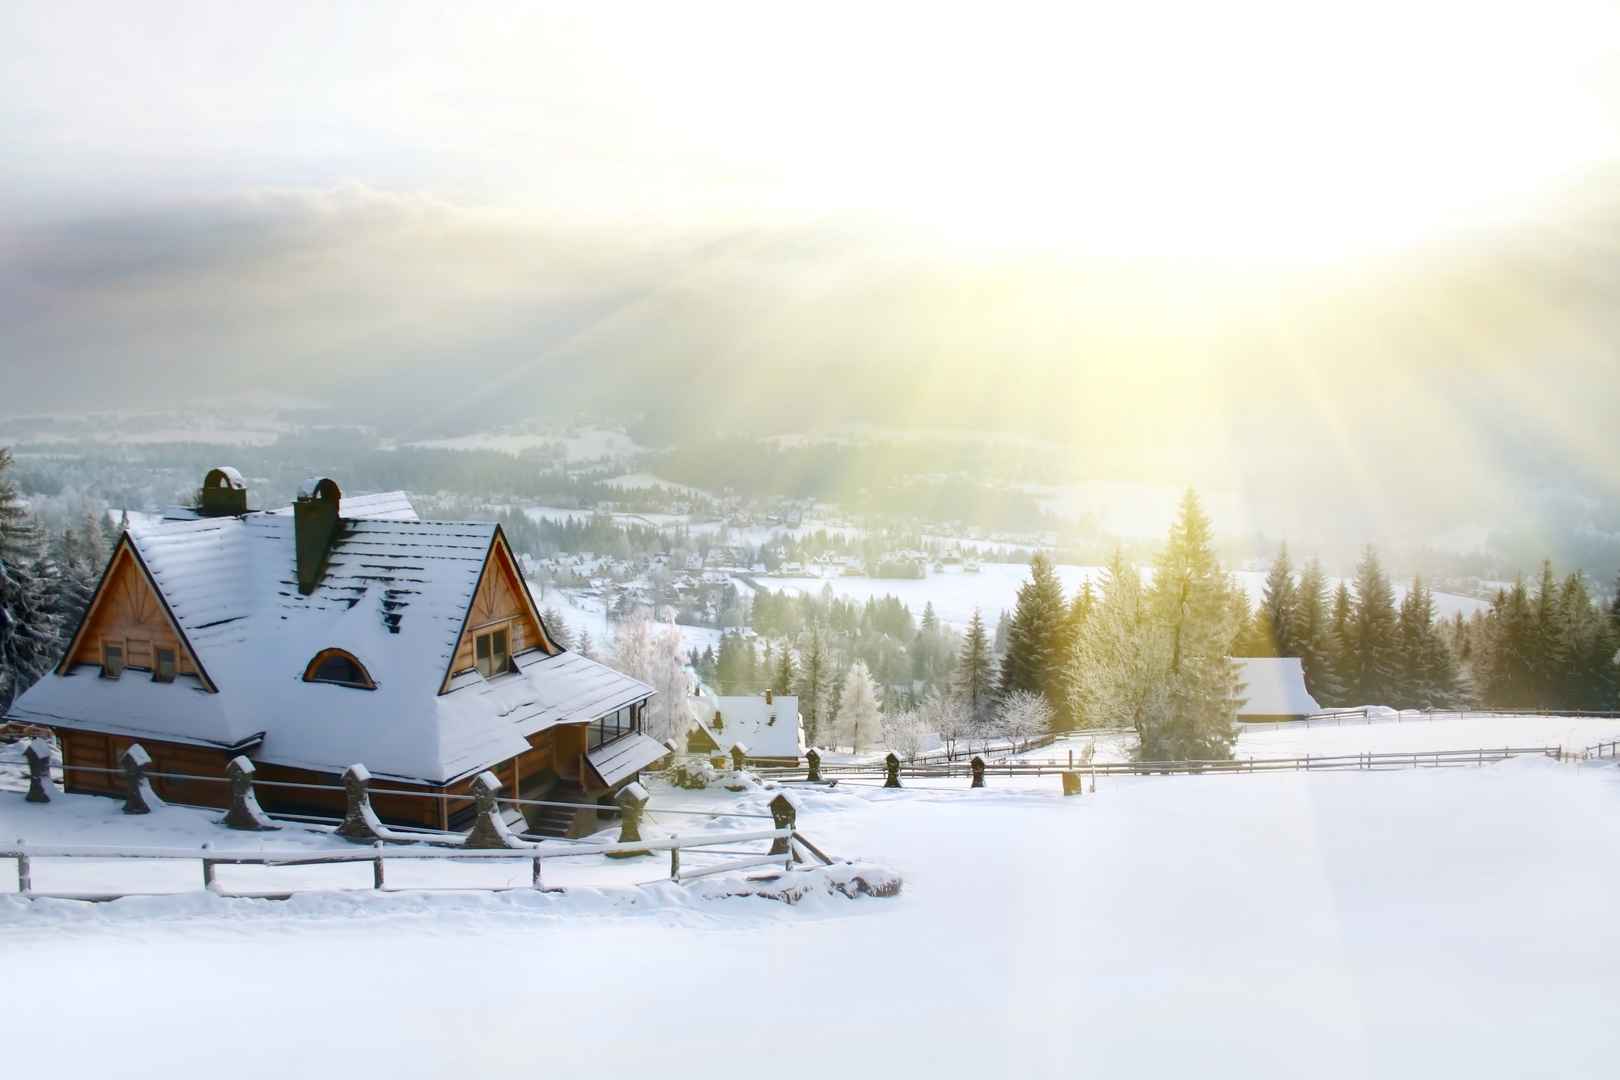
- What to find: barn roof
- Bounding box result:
[1235,657,1321,718]
[10,492,651,784]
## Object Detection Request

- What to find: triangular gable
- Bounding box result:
[55,536,217,692]
[439,527,560,693]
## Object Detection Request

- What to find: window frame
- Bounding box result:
[301,648,377,691]
[152,647,177,684]
[474,622,513,679]
[100,641,124,680]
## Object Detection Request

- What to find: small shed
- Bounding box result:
[1234,657,1321,722]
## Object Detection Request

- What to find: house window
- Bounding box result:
[475,626,511,678]
[101,642,124,679]
[302,648,376,690]
[153,648,177,684]
[587,706,637,750]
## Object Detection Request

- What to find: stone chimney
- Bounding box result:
[199,466,247,517]
[293,477,342,595]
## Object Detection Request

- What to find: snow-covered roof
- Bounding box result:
[11,494,653,784]
[1235,658,1321,718]
[587,734,670,788]
[692,687,803,760]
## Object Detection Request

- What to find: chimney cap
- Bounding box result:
[204,466,246,491]
[297,477,342,503]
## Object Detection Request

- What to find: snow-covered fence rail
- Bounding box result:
[1256,707,1620,729]
[757,745,1563,782]
[1587,739,1620,760]
[1,825,796,901]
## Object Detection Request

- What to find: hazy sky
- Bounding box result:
[4,1,1620,538]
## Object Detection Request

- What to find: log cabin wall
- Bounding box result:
[58,730,231,807]
[67,545,199,679]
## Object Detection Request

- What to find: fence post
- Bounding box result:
[806,748,821,783]
[222,755,278,831]
[463,770,525,849]
[769,793,796,857]
[16,840,29,893]
[23,738,53,803]
[532,853,545,890]
[201,842,216,890]
[670,845,681,881]
[120,743,159,815]
[970,755,986,789]
[884,752,902,789]
[729,743,750,772]
[372,841,385,889]
[607,782,650,858]
[335,764,388,843]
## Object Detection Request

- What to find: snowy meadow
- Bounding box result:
[3,732,1618,1080]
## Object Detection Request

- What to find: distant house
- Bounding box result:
[5,467,661,836]
[685,686,804,766]
[1234,657,1321,722]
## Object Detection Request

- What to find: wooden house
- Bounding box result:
[4,468,661,836]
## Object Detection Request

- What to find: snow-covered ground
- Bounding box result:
[1011,712,1620,766]
[4,753,1618,1078]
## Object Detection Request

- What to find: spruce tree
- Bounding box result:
[1067,548,1168,732]
[1395,578,1456,708]
[997,551,1068,717]
[774,647,796,699]
[1142,490,1239,760]
[795,622,831,745]
[954,607,994,727]
[1529,560,1567,709]
[1294,559,1344,705]
[1259,543,1298,657]
[1343,546,1399,706]
[1483,580,1536,709]
[0,448,58,714]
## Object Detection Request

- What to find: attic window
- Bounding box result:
[475,626,511,678]
[302,648,376,690]
[100,642,124,679]
[153,648,177,684]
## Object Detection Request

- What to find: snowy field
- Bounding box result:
[1016,711,1620,766]
[3,754,1619,1078]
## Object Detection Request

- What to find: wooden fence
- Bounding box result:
[6,738,830,900]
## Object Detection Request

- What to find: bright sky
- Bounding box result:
[4,0,1620,544]
[6,0,1619,259]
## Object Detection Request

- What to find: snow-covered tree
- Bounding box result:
[576,627,596,660]
[954,607,995,730]
[1,448,58,714]
[882,706,925,762]
[1066,549,1169,732]
[541,606,574,650]
[611,608,655,684]
[997,689,1050,752]
[1143,491,1239,761]
[1342,546,1399,705]
[918,686,968,760]
[834,660,882,753]
[641,621,693,746]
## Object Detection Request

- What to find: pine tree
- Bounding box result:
[774,646,796,699]
[1066,548,1168,732]
[993,610,1012,657]
[576,627,595,660]
[0,448,59,714]
[954,607,994,727]
[998,551,1068,718]
[796,622,832,745]
[1482,580,1536,709]
[1342,547,1399,706]
[1395,577,1456,708]
[1294,559,1344,705]
[1259,543,1298,657]
[541,606,574,650]
[1529,560,1567,709]
[1141,491,1239,760]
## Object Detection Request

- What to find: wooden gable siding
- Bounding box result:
[67,543,201,681]
[448,535,552,678]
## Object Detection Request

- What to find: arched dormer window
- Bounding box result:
[302,648,376,690]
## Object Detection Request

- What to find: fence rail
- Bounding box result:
[757,745,1566,781]
[1,827,796,901]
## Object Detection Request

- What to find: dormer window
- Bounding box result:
[153,648,176,684]
[101,642,124,679]
[302,648,376,690]
[475,625,511,678]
